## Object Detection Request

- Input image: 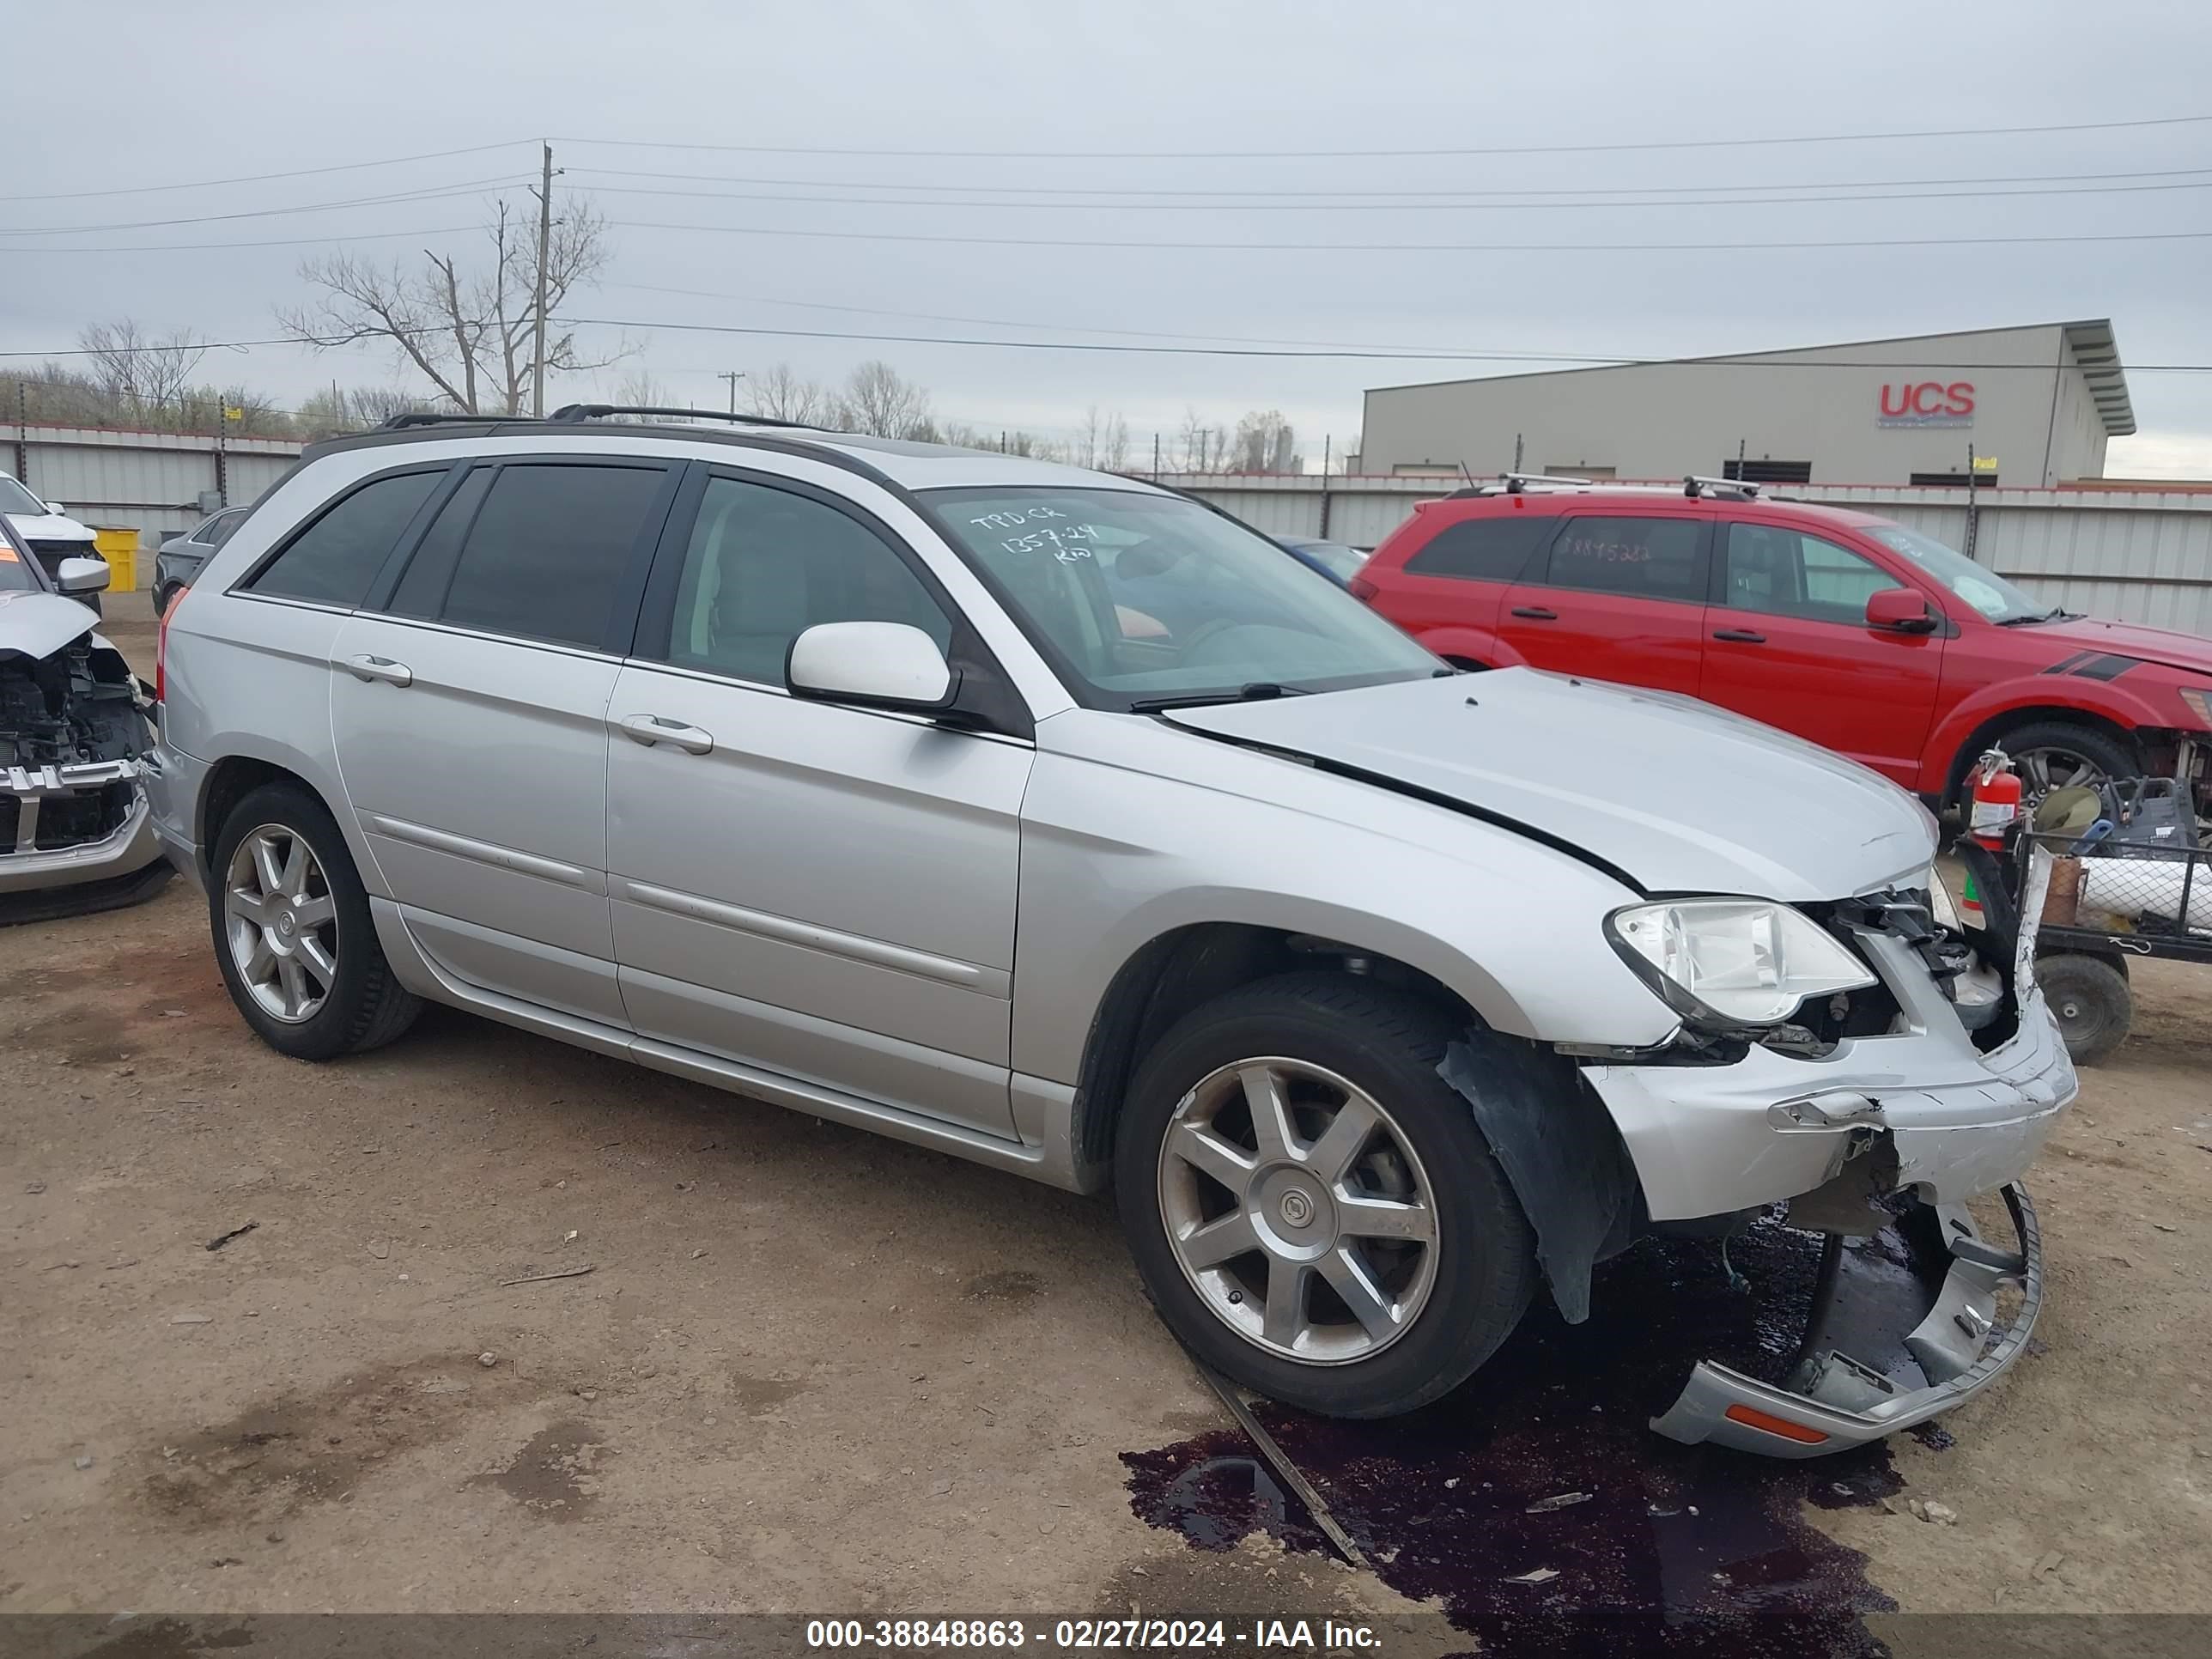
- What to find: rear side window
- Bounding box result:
[1402,514,1555,581]
[1539,516,1708,603]
[245,469,443,606]
[417,464,665,649]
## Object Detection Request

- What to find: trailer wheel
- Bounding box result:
[2037,952,2132,1064]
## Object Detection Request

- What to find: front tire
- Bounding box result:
[208,782,420,1060]
[1115,973,1536,1419]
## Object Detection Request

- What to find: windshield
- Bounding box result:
[1287,539,1370,583]
[0,475,48,518]
[927,487,1438,708]
[0,523,41,592]
[1864,524,2051,623]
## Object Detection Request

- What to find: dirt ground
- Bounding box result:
[3,595,2209,1648]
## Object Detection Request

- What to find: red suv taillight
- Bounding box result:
[155,586,185,703]
[1347,575,1379,602]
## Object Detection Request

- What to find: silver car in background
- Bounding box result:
[147,410,2075,1454]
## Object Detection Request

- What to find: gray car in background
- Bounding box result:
[155,505,250,616]
[146,410,2074,1454]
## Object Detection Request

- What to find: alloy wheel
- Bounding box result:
[2012,744,2111,805]
[1156,1057,1440,1364]
[223,824,339,1024]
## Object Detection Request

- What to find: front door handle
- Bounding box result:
[343,653,413,686]
[1711,628,1768,644]
[1510,605,1559,621]
[619,714,714,756]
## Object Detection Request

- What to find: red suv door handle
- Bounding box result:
[1510,605,1558,621]
[1711,628,1767,644]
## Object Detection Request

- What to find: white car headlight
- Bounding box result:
[1607,898,1877,1028]
[1924,865,1961,932]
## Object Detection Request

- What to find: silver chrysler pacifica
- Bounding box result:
[146,409,2075,1455]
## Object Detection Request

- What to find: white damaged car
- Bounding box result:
[0,513,167,919]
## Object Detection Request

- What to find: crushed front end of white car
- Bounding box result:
[1,590,167,918]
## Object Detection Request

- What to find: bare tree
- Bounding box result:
[278,195,620,415]
[744,362,836,425]
[1100,410,1131,472]
[1176,407,1229,473]
[837,361,932,438]
[77,320,207,418]
[1233,410,1300,474]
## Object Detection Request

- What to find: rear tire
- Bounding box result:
[1115,972,1536,1419]
[207,782,420,1060]
[2036,952,2132,1064]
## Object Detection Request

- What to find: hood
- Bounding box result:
[2021,615,2212,678]
[1162,670,1936,901]
[0,588,101,662]
[2,509,96,545]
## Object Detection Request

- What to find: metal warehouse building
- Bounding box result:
[1355,320,2134,489]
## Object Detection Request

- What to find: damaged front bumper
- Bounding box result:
[0,757,163,893]
[1650,1184,2041,1456]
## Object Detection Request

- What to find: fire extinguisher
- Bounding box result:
[1959,749,2022,927]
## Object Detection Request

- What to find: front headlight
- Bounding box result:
[1607,898,1877,1028]
[1924,864,1961,932]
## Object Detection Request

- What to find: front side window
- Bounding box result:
[926,487,1437,708]
[1863,523,2050,623]
[245,469,444,607]
[0,525,39,592]
[1539,516,1708,603]
[1722,525,1898,623]
[434,464,665,648]
[648,475,951,685]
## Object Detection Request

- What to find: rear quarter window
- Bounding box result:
[1401,514,1557,581]
[242,468,446,607]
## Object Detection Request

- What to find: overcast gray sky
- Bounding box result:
[8,0,2211,473]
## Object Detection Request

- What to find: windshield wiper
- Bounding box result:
[1127,682,1306,714]
[1995,607,2073,627]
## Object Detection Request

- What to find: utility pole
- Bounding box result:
[717,370,744,414]
[531,142,554,417]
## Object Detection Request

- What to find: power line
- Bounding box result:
[607,218,2212,253]
[557,111,2212,161]
[568,176,2212,213]
[0,223,491,255]
[0,140,534,204]
[0,174,536,238]
[10,316,2212,372]
[566,161,2212,200]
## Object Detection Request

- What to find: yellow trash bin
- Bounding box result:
[91,526,138,592]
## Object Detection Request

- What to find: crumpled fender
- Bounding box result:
[0,589,100,663]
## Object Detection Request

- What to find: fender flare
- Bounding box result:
[1917,679,2166,795]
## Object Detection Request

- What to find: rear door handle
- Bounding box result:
[343,653,413,686]
[619,714,714,756]
[1711,628,1767,644]
[1510,605,1558,621]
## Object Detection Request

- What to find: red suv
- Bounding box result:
[1352,479,2212,815]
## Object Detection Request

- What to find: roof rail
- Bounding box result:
[545,404,818,431]
[377,411,530,430]
[1447,471,1597,498]
[1683,473,1759,500]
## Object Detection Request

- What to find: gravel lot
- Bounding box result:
[3,596,2208,1650]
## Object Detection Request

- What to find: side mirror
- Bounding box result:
[56,555,112,596]
[1866,587,1937,634]
[43,501,67,516]
[787,621,957,711]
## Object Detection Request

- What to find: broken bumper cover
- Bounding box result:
[1650,1183,2042,1457]
[0,758,162,894]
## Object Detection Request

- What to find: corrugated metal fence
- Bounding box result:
[3,423,301,582]
[1156,474,2212,637]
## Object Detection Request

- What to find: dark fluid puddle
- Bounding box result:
[1126,1218,1911,1657]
